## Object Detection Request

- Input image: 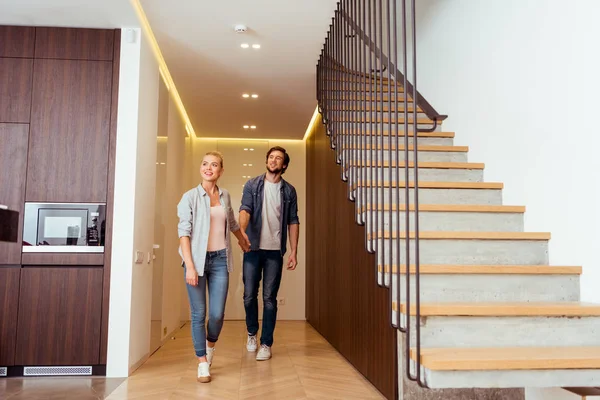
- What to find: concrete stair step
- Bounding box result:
[347,165,485,184]
[406,346,600,389]
[369,231,549,265]
[386,265,580,303]
[342,144,469,162]
[361,205,524,232]
[355,182,504,206]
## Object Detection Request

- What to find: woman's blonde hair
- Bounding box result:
[204,151,224,168]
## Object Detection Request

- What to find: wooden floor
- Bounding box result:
[1,321,386,399]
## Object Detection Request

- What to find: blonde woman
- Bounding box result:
[177,151,250,383]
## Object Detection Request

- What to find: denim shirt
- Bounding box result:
[240,174,299,255]
[177,184,240,276]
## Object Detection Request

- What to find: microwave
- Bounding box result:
[22,203,106,253]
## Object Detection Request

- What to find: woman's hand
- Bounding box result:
[185,267,198,286]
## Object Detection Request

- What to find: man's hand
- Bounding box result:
[287,251,297,270]
[238,231,251,252]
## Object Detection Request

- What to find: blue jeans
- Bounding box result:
[243,250,283,347]
[184,249,229,357]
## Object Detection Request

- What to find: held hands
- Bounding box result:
[287,251,297,271]
[185,266,198,286]
[238,231,251,253]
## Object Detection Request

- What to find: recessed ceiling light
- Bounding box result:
[250,125,257,129]
[243,164,248,166]
[243,125,250,129]
[249,164,253,166]
[242,93,250,98]
[241,43,250,48]
[251,94,259,98]
[252,44,261,49]
[250,148,255,151]
[244,148,248,151]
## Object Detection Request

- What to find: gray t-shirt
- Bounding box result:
[259,180,282,250]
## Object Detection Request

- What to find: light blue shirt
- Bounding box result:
[177,184,240,276]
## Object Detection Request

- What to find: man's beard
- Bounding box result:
[267,165,283,174]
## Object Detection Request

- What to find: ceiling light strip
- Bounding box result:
[131,0,197,138]
[302,105,320,141]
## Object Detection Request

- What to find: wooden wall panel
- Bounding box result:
[26,59,112,203]
[15,267,103,365]
[21,253,104,266]
[0,267,21,365]
[0,124,29,265]
[100,29,121,364]
[306,116,397,400]
[0,58,34,123]
[35,28,114,61]
[0,26,35,58]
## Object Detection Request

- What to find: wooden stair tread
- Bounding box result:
[378,264,582,275]
[348,161,484,169]
[363,204,525,213]
[564,387,600,396]
[349,144,468,152]
[342,117,437,124]
[395,302,600,316]
[331,96,415,102]
[354,181,503,189]
[330,106,422,111]
[368,231,551,240]
[409,346,600,371]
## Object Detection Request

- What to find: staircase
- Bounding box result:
[316,1,600,398]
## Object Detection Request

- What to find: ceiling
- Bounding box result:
[0,0,337,140]
[141,0,337,139]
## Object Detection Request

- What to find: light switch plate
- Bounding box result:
[135,251,144,264]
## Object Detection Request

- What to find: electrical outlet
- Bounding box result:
[134,251,144,264]
[278,298,286,306]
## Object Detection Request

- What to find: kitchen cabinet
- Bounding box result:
[15,267,103,365]
[0,267,20,366]
[0,124,29,264]
[0,26,35,58]
[26,59,112,202]
[0,58,34,123]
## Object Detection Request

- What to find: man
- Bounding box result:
[239,146,300,361]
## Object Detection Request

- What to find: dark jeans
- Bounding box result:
[243,250,283,347]
[184,249,229,357]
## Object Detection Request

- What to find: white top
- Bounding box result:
[259,179,282,250]
[207,205,226,251]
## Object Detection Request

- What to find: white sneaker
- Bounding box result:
[197,361,211,383]
[246,335,258,352]
[256,344,272,361]
[206,342,215,366]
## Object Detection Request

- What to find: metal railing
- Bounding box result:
[316,0,447,388]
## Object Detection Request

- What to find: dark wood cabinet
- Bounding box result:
[0,58,34,123]
[0,26,35,58]
[35,28,115,61]
[26,59,112,203]
[0,124,29,265]
[0,267,21,366]
[15,267,103,365]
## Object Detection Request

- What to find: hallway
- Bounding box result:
[1,321,386,399]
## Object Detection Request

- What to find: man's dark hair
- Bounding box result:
[266,146,290,174]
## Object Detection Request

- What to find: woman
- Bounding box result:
[177,151,250,383]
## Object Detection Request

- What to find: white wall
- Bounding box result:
[411,1,600,398]
[128,28,160,371]
[106,28,160,377]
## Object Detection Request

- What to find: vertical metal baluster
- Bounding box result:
[410,0,423,386]
[357,0,365,227]
[342,1,349,180]
[368,0,376,259]
[401,0,414,381]
[377,0,385,285]
[392,0,404,332]
[351,0,358,206]
[386,0,394,323]
[335,12,342,160]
